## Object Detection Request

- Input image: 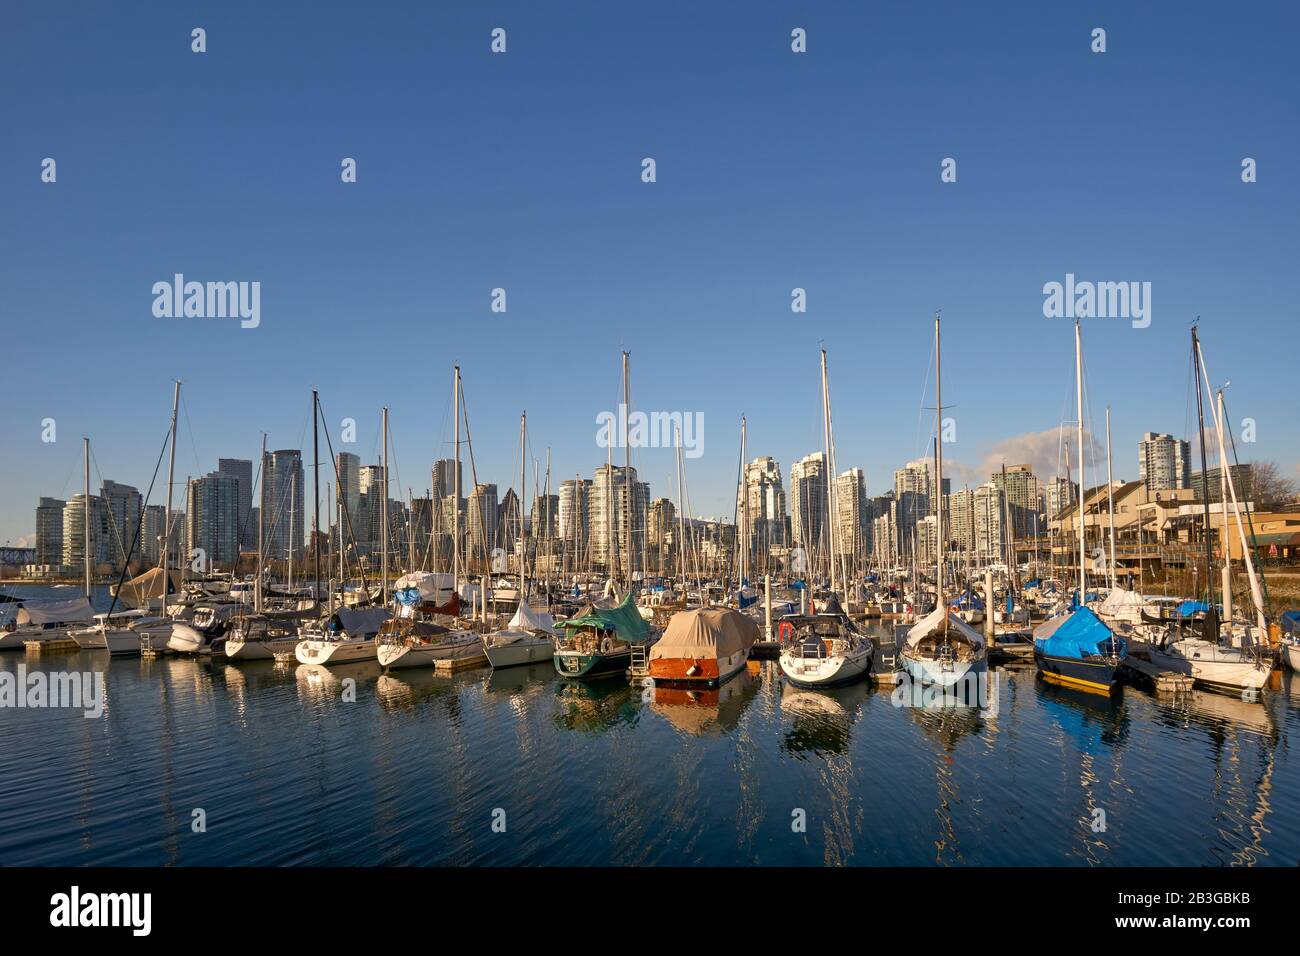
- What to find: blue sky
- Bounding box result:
[2,0,1297,545]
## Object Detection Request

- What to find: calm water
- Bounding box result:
[1,586,1297,866]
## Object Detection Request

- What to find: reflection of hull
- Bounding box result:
[1148,641,1271,693]
[779,645,872,687]
[553,648,630,679]
[483,635,554,669]
[295,638,377,665]
[1034,651,1122,694]
[377,631,483,669]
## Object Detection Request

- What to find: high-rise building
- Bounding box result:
[497,488,522,556]
[99,480,142,568]
[62,494,108,570]
[948,488,976,554]
[991,463,1041,538]
[648,497,677,573]
[35,497,65,567]
[915,515,938,568]
[1047,475,1078,519]
[531,493,559,543]
[467,483,499,563]
[432,458,461,502]
[1191,464,1254,504]
[187,471,242,568]
[973,482,1007,562]
[1139,432,1190,492]
[834,468,868,562]
[356,463,388,558]
[139,504,166,564]
[262,449,305,560]
[218,458,254,548]
[336,452,362,547]
[790,452,827,555]
[738,456,788,567]
[590,465,649,574]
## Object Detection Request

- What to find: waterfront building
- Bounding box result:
[648,497,677,573]
[1191,463,1254,504]
[218,458,254,548]
[467,483,499,564]
[991,463,1041,538]
[738,456,788,569]
[35,497,65,568]
[62,494,109,571]
[99,480,142,568]
[187,471,242,568]
[590,465,649,575]
[262,449,305,561]
[834,467,869,564]
[790,452,827,557]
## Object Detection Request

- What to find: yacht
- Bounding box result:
[483,600,557,669]
[294,607,390,666]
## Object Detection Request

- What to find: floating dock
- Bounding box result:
[870,625,904,685]
[23,638,79,655]
[1121,646,1194,694]
[434,653,488,673]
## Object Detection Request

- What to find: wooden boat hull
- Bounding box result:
[648,649,749,688]
[553,648,630,679]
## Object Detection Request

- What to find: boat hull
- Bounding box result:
[553,648,630,679]
[224,636,298,661]
[1034,650,1122,693]
[167,623,208,654]
[899,649,988,688]
[1283,641,1300,672]
[377,634,484,670]
[483,637,554,669]
[1147,644,1271,693]
[778,646,872,688]
[648,649,749,687]
[295,638,378,666]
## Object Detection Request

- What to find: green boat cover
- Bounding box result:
[558,592,650,642]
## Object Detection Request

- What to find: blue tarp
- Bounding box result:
[737,590,758,609]
[1282,610,1300,634]
[1176,600,1214,617]
[1034,606,1126,660]
[951,592,984,610]
[1025,578,1042,589]
[394,587,422,607]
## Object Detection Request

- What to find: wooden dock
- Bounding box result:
[23,638,80,655]
[870,625,905,685]
[434,652,488,674]
[1121,647,1194,694]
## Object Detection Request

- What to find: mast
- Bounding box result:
[256,434,265,613]
[1074,320,1086,605]
[453,367,461,596]
[83,437,91,599]
[934,315,945,605]
[519,411,527,602]
[820,349,838,599]
[622,350,633,590]
[675,428,686,583]
[1190,326,1217,637]
[740,415,749,588]
[288,470,295,594]
[381,406,390,605]
[313,389,321,601]
[1105,404,1116,589]
[162,380,180,604]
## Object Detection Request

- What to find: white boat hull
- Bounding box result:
[899,649,989,688]
[224,635,299,661]
[483,636,553,669]
[779,646,872,687]
[1148,641,1271,693]
[378,633,483,670]
[295,638,378,666]
[1285,642,1300,672]
[167,623,207,654]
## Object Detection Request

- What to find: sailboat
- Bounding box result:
[1032,320,1127,693]
[376,571,482,669]
[778,349,873,687]
[1146,327,1272,694]
[484,412,558,668]
[899,315,987,688]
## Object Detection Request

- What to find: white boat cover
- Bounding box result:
[650,608,759,662]
[393,572,456,602]
[904,605,986,651]
[334,606,391,635]
[508,601,557,635]
[16,597,94,627]
[1098,587,1143,614]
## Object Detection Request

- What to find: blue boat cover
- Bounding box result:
[737,590,758,609]
[951,592,984,610]
[1025,578,1042,589]
[394,587,422,607]
[1034,606,1125,660]
[1283,610,1300,634]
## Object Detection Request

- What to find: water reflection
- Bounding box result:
[553,678,639,733]
[778,678,872,756]
[648,665,760,737]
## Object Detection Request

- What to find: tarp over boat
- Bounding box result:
[1033,606,1125,659]
[1098,587,1143,615]
[329,606,391,636]
[904,605,986,651]
[650,608,758,663]
[392,572,456,607]
[14,596,94,627]
[508,600,557,635]
[558,592,650,642]
[112,567,183,608]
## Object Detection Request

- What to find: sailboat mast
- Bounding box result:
[162,380,180,603]
[453,367,461,596]
[622,350,632,589]
[313,389,321,601]
[519,412,527,601]
[1074,321,1086,603]
[1105,404,1116,589]
[740,415,749,587]
[676,428,686,582]
[256,434,265,613]
[381,406,390,605]
[83,437,91,599]
[934,315,944,603]
[1191,327,1216,632]
[820,349,837,597]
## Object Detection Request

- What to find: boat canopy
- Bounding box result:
[15,596,94,627]
[330,606,391,636]
[393,572,456,607]
[508,600,557,635]
[650,608,758,663]
[113,567,183,608]
[904,605,986,651]
[1176,600,1214,618]
[1033,606,1125,660]
[1098,587,1143,614]
[558,592,649,642]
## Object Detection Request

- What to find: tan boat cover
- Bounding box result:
[650,608,759,662]
[113,568,183,608]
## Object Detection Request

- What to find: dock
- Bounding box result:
[23,638,79,655]
[870,624,905,685]
[1121,645,1194,694]
[434,652,488,674]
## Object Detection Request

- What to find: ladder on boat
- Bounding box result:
[628,642,650,680]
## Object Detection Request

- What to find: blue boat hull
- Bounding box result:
[1034,650,1122,694]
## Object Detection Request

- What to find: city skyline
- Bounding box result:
[4,1,1297,546]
